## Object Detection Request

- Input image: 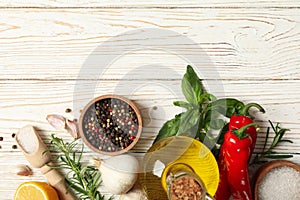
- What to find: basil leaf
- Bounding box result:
[173,101,191,110]
[177,109,200,137]
[182,73,198,105]
[216,123,229,145]
[210,119,226,130]
[204,110,224,130]
[153,113,184,144]
[209,98,244,117]
[186,65,204,96]
[199,93,217,104]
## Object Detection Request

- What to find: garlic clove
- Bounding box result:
[46,114,66,130]
[15,164,33,176]
[66,120,79,139]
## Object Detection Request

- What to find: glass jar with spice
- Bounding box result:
[140,136,219,200]
[165,163,216,200]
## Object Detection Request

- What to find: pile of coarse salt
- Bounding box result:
[16,130,37,154]
[258,166,300,200]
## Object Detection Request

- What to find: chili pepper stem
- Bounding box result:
[232,123,258,139]
[240,103,265,116]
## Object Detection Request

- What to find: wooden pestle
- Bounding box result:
[16,125,76,200]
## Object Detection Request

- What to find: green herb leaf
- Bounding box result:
[173,101,191,109]
[182,73,198,105]
[153,113,184,144]
[49,135,109,200]
[186,65,204,102]
[209,98,244,117]
[204,110,225,130]
[278,139,293,143]
[216,123,229,145]
[181,65,206,105]
[199,93,217,104]
[210,119,226,130]
[251,121,293,165]
[177,109,200,137]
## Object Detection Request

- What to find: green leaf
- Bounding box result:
[66,177,87,194]
[262,127,270,153]
[278,139,293,143]
[153,113,184,144]
[269,121,291,149]
[210,119,226,130]
[182,73,198,105]
[251,121,294,165]
[277,128,290,141]
[209,98,244,117]
[204,109,224,130]
[196,131,208,143]
[177,109,200,137]
[173,101,191,110]
[186,65,204,102]
[216,123,229,145]
[49,135,111,200]
[199,93,217,104]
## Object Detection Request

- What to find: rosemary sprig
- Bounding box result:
[49,134,112,200]
[251,120,293,165]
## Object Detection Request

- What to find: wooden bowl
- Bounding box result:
[253,160,300,200]
[79,94,142,156]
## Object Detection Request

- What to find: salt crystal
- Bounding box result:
[16,128,37,154]
[258,166,300,200]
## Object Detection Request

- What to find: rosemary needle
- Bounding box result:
[251,121,293,165]
[48,134,113,200]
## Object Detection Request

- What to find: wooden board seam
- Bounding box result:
[0,6,300,9]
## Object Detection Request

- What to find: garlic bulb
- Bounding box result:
[91,154,140,195]
[119,183,147,200]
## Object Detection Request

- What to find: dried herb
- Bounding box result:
[48,134,112,200]
[251,120,293,165]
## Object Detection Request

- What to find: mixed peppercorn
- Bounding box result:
[82,98,139,153]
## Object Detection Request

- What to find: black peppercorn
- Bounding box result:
[82,97,139,153]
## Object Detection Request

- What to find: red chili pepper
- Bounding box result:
[223,123,257,200]
[215,145,231,200]
[228,103,265,156]
[215,103,264,200]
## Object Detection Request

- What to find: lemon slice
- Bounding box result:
[14,182,59,200]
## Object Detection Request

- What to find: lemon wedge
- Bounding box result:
[14,182,59,200]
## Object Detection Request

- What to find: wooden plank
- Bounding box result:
[0,0,299,8]
[0,80,299,154]
[0,8,299,80]
[0,152,299,200]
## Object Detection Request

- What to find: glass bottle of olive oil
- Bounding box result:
[140,136,219,200]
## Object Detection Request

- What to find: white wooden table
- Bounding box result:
[0,1,299,199]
